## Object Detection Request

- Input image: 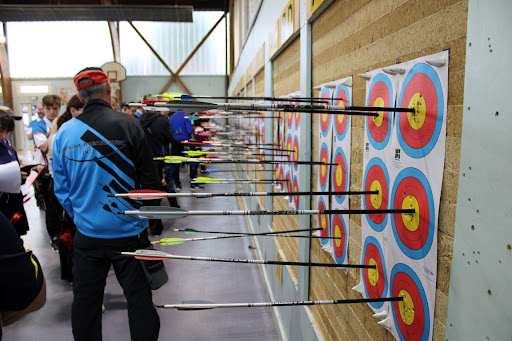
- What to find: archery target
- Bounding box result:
[332,147,349,204]
[319,142,330,191]
[366,73,393,150]
[317,197,330,246]
[287,109,294,128]
[292,174,300,208]
[390,168,435,260]
[332,214,348,264]
[294,111,301,129]
[361,236,388,308]
[397,63,444,158]
[363,157,390,232]
[285,170,293,194]
[320,88,333,137]
[292,135,300,166]
[390,263,430,341]
[333,83,351,141]
[286,134,293,161]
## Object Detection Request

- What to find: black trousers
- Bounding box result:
[72,231,160,341]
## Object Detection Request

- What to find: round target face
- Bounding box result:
[292,136,300,171]
[397,63,444,158]
[366,73,393,150]
[319,142,330,191]
[333,83,351,141]
[294,111,301,129]
[332,214,348,264]
[332,147,348,204]
[292,175,300,207]
[390,263,430,341]
[363,158,390,232]
[317,197,330,246]
[287,108,294,128]
[285,170,292,194]
[274,164,280,180]
[390,168,435,260]
[320,87,332,137]
[286,134,293,161]
[361,236,388,308]
[278,166,284,183]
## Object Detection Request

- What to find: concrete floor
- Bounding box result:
[3,165,279,341]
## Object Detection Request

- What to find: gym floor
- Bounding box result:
[3,165,279,341]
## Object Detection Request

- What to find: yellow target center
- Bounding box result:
[320,215,327,229]
[368,258,379,286]
[337,114,345,125]
[370,180,382,209]
[321,114,329,124]
[398,290,415,326]
[334,225,342,248]
[401,195,419,232]
[336,165,343,186]
[372,97,385,127]
[320,159,327,177]
[407,92,426,130]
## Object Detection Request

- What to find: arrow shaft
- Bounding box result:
[121,250,374,269]
[175,227,321,236]
[121,208,415,217]
[157,297,403,310]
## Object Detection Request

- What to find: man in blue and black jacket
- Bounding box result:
[52,67,160,341]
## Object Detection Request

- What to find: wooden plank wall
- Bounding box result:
[309,0,467,340]
[270,37,301,280]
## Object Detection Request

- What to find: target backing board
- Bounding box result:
[385,51,448,341]
[330,77,352,265]
[315,85,333,247]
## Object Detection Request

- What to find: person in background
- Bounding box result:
[139,95,179,235]
[0,107,30,236]
[110,96,120,111]
[0,211,46,339]
[26,102,44,141]
[121,103,137,117]
[169,110,201,190]
[43,94,84,282]
[52,67,160,340]
[32,95,61,249]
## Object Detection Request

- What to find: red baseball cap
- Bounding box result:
[74,67,109,90]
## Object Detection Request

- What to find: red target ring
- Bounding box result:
[292,175,299,207]
[363,158,389,231]
[390,263,429,341]
[292,136,300,163]
[332,148,348,204]
[362,238,387,303]
[368,82,391,143]
[333,85,350,140]
[286,134,293,161]
[319,143,330,191]
[317,197,330,245]
[332,214,347,263]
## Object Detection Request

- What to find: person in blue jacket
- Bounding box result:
[52,67,160,341]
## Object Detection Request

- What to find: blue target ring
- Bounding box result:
[361,236,388,309]
[332,214,348,264]
[362,157,390,232]
[397,63,444,158]
[332,147,349,204]
[390,263,430,341]
[365,73,393,150]
[390,168,435,260]
[333,83,351,141]
[317,196,330,246]
[319,87,333,137]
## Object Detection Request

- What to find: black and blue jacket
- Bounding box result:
[52,99,160,239]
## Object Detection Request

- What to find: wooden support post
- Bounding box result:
[128,22,192,95]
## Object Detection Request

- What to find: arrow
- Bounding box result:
[109,189,376,200]
[156,297,403,310]
[121,249,375,269]
[157,156,336,166]
[152,233,341,246]
[154,93,334,104]
[202,168,276,174]
[129,100,413,115]
[183,150,277,157]
[119,206,415,219]
[174,227,322,235]
[191,176,287,184]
